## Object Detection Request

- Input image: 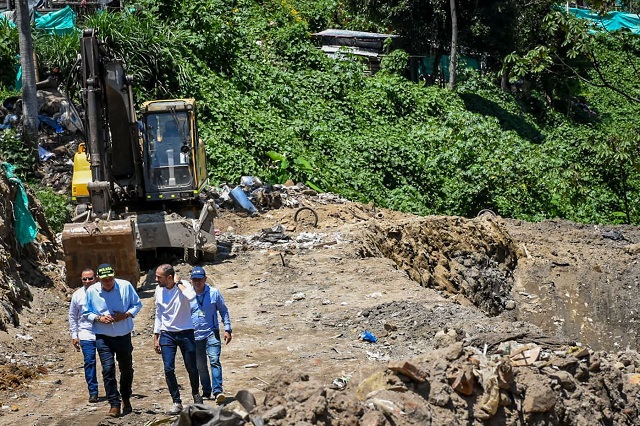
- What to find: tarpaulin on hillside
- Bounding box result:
[0,163,38,247]
[569,7,640,35]
[35,5,76,35]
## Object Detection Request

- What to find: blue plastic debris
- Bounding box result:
[360,330,378,343]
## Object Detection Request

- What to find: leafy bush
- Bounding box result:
[0,129,36,179]
[33,186,71,234]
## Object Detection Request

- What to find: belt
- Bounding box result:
[162,329,194,335]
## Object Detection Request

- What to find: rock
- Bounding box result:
[360,410,387,426]
[523,383,556,413]
[448,364,474,396]
[262,404,286,421]
[388,360,428,383]
[544,368,576,391]
[428,382,451,407]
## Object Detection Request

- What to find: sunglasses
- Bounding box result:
[81,277,95,281]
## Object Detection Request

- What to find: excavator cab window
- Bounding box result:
[144,112,194,190]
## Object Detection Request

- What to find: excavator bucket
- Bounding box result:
[61,219,140,289]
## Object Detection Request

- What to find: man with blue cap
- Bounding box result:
[189,266,232,404]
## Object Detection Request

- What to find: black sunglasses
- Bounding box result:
[82,277,95,281]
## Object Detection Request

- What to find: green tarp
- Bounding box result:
[569,7,640,35]
[35,5,77,35]
[1,163,38,247]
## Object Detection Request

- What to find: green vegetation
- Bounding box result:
[2,0,640,224]
[33,186,71,233]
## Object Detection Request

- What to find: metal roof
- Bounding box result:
[312,29,399,39]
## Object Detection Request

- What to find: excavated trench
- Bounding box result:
[360,215,520,317]
[360,214,640,352]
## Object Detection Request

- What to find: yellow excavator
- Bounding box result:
[62,29,216,288]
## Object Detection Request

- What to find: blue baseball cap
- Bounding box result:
[191,266,206,279]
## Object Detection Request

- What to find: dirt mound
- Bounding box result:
[250,338,639,425]
[361,215,519,315]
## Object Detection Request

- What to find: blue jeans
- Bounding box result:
[195,330,223,395]
[79,339,98,395]
[95,333,134,408]
[159,330,200,403]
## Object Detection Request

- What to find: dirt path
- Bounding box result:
[1,207,446,425]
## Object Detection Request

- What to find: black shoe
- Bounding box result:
[122,399,132,414]
[202,393,211,399]
[89,394,99,403]
[193,393,203,404]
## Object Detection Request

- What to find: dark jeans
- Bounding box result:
[79,339,98,395]
[159,329,199,403]
[96,333,134,408]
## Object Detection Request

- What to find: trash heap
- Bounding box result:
[0,167,63,331]
[1,85,82,195]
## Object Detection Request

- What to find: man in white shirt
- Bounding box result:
[68,268,99,403]
[153,264,202,415]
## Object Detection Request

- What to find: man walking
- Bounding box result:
[189,266,232,404]
[68,268,99,403]
[84,263,142,418]
[153,264,202,414]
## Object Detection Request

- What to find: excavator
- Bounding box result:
[61,29,216,288]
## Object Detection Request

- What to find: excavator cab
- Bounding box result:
[141,99,207,196]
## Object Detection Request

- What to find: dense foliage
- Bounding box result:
[2,0,640,224]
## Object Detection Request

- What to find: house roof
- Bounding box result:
[312,29,399,39]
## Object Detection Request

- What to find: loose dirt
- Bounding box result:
[0,194,639,425]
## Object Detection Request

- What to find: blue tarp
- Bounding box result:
[569,7,640,35]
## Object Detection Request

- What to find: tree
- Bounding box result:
[448,0,458,89]
[15,0,39,167]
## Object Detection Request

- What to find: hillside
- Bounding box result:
[0,190,638,425]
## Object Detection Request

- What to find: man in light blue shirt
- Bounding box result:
[84,263,142,418]
[68,268,99,403]
[189,266,232,404]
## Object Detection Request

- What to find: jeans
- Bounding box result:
[95,333,134,408]
[195,330,223,395]
[79,339,98,395]
[159,330,199,403]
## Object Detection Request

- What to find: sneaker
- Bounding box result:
[167,402,183,415]
[193,393,203,404]
[215,393,225,404]
[202,393,211,399]
[107,406,121,418]
[88,394,99,403]
[122,399,132,415]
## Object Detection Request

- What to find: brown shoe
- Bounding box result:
[107,406,121,418]
[122,400,132,415]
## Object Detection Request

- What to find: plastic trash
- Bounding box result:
[38,146,55,161]
[240,175,263,188]
[230,186,258,214]
[360,330,378,343]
